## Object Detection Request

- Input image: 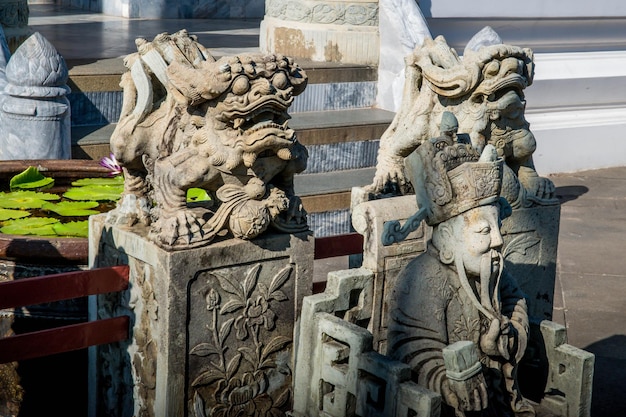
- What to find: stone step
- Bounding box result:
[66,57,377,92]
[71,108,393,158]
[67,57,378,127]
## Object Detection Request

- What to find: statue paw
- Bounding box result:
[151,209,209,249]
[366,154,411,195]
[518,168,557,204]
[271,195,309,233]
[522,175,556,202]
[106,194,151,227]
[368,167,409,195]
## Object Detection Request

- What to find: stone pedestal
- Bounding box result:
[88,215,314,417]
[260,0,380,65]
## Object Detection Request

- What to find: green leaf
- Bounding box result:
[52,221,89,237]
[9,166,55,191]
[63,185,124,201]
[0,208,31,221]
[187,188,211,202]
[42,201,100,217]
[71,176,124,187]
[0,191,60,209]
[0,217,60,236]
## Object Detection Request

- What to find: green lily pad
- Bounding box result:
[187,188,211,202]
[9,166,55,191]
[0,208,31,221]
[52,221,89,237]
[71,176,124,187]
[42,201,100,217]
[0,217,60,236]
[63,185,124,202]
[0,191,61,209]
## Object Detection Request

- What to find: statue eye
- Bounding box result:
[232,76,250,95]
[479,226,491,235]
[273,72,289,90]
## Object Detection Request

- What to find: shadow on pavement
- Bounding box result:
[555,185,589,204]
[584,335,626,416]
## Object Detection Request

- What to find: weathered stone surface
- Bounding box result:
[0,30,71,160]
[522,321,594,417]
[89,214,313,417]
[381,143,535,416]
[260,0,380,65]
[501,204,561,321]
[107,30,309,250]
[350,191,429,351]
[292,268,441,417]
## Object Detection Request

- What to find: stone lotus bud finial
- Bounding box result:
[4,32,70,97]
[0,31,71,160]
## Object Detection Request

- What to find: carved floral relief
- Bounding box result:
[189,262,296,417]
[266,0,378,26]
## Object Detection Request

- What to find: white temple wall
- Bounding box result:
[421,0,626,18]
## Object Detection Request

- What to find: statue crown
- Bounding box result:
[406,141,503,226]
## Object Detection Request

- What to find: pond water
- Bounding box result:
[0,176,123,238]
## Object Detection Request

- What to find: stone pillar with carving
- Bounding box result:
[89,216,314,417]
[0,31,71,160]
[260,0,379,65]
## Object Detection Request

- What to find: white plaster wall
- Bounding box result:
[526,51,626,174]
[102,0,130,18]
[421,0,626,18]
[531,110,626,175]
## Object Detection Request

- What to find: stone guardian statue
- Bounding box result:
[386,138,535,416]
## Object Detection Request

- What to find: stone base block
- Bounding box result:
[88,215,314,417]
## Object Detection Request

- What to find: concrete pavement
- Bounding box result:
[550,167,626,416]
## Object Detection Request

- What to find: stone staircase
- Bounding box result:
[67,57,391,238]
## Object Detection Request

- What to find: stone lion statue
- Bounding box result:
[108,30,309,249]
[369,27,557,208]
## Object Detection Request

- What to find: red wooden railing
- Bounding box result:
[313,233,363,260]
[0,233,364,364]
[0,265,130,364]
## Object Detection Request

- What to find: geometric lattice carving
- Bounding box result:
[291,268,441,417]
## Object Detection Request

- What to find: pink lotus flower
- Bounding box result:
[100,153,122,176]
